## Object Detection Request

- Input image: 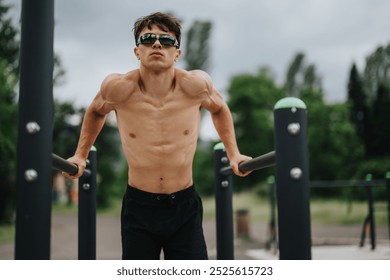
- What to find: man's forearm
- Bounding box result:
[211,104,240,159]
[74,108,106,160]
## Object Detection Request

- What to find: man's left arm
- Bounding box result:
[199,76,251,176]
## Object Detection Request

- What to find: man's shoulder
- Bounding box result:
[176,69,213,95]
[100,70,139,104]
[101,70,139,88]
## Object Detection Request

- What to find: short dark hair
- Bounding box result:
[133,12,182,48]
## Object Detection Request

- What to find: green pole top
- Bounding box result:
[90,145,97,152]
[365,173,373,181]
[386,171,390,179]
[213,142,225,151]
[267,176,275,184]
[274,97,307,110]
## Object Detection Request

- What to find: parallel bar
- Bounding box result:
[52,153,91,177]
[220,151,276,176]
[52,153,78,175]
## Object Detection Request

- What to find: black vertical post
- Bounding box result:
[78,147,97,260]
[365,174,376,250]
[266,176,277,253]
[15,0,54,260]
[273,97,312,260]
[213,143,234,260]
[386,172,390,248]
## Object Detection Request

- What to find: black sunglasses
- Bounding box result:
[137,33,179,48]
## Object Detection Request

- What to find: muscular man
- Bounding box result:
[63,12,251,260]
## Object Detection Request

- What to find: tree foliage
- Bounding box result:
[184,20,212,71]
[227,68,285,190]
[285,52,322,97]
[0,0,19,224]
[348,43,390,160]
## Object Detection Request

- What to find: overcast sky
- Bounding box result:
[6,0,390,138]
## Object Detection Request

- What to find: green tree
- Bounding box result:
[362,43,390,157]
[348,44,390,160]
[184,20,212,71]
[0,0,18,75]
[347,63,368,144]
[0,59,18,223]
[363,44,390,104]
[285,52,322,97]
[285,53,364,184]
[304,89,364,181]
[0,0,19,224]
[227,68,285,190]
[367,84,390,157]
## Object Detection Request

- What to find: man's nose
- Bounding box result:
[152,39,162,48]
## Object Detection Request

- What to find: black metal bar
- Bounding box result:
[359,216,369,247]
[265,176,278,253]
[365,174,376,250]
[213,143,234,260]
[15,0,54,260]
[220,151,276,176]
[52,153,92,177]
[386,172,390,249]
[78,148,97,260]
[52,153,78,175]
[273,97,312,260]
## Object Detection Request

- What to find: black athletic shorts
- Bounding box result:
[121,185,208,260]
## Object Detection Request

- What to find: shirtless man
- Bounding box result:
[63,12,251,260]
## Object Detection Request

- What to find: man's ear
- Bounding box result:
[134,47,140,60]
[175,49,182,62]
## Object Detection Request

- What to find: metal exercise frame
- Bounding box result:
[214,97,312,260]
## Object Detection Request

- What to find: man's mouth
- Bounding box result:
[150,52,163,56]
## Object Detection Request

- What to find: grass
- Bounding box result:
[202,191,389,226]
[202,191,271,222]
[1,191,388,245]
[0,224,15,244]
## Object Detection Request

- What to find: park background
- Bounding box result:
[0,0,389,255]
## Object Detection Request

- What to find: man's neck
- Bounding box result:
[139,67,176,98]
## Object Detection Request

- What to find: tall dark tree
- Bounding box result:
[184,20,212,71]
[0,0,18,74]
[285,52,322,97]
[367,84,390,156]
[0,0,19,224]
[361,43,390,157]
[347,64,368,146]
[363,44,390,104]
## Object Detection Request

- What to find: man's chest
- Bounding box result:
[115,94,202,143]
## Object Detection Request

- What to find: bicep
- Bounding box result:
[89,91,114,116]
[201,87,226,114]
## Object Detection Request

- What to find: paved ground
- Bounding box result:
[1,214,389,260]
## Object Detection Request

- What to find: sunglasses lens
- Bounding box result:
[159,35,176,46]
[138,33,178,48]
[140,34,156,45]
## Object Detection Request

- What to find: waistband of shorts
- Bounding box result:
[126,184,196,203]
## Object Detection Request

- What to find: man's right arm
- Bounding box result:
[63,90,114,179]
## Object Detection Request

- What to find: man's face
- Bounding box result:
[134,25,181,70]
